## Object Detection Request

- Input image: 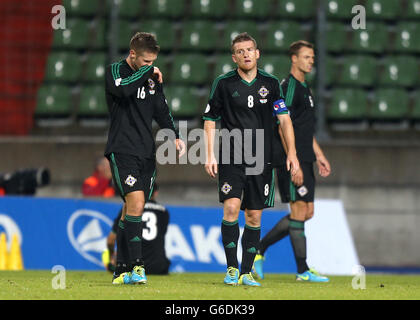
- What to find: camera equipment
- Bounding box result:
[0,168,50,195]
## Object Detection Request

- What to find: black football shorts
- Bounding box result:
[276,161,315,203]
[108,153,156,202]
[218,163,275,210]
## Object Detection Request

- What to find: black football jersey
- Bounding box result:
[104,60,179,159]
[272,74,316,165]
[202,69,287,166]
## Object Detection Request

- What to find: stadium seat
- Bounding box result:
[378,56,419,87]
[410,91,420,121]
[179,21,219,51]
[84,53,106,83]
[220,21,259,50]
[350,22,389,53]
[117,21,139,51]
[117,0,141,19]
[258,55,290,80]
[405,0,420,18]
[275,0,316,19]
[337,55,377,87]
[263,21,305,52]
[327,89,368,120]
[213,55,237,78]
[164,86,201,118]
[147,0,186,18]
[324,56,337,87]
[326,0,358,19]
[140,20,177,51]
[365,0,401,20]
[190,0,230,18]
[370,89,409,119]
[52,19,89,49]
[394,23,420,53]
[170,54,210,84]
[61,0,99,17]
[325,22,349,52]
[91,19,106,49]
[78,85,108,117]
[35,85,72,117]
[232,0,273,19]
[44,52,82,83]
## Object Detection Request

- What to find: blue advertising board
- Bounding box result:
[0,196,295,273]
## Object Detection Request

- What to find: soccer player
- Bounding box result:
[103,184,171,276]
[253,40,331,282]
[104,32,185,285]
[203,33,299,287]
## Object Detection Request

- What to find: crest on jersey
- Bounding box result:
[125,175,137,187]
[258,86,269,104]
[221,182,232,195]
[258,86,269,98]
[148,79,155,95]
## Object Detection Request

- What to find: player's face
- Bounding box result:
[232,40,260,72]
[130,50,157,70]
[293,47,315,74]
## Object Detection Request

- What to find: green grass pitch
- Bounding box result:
[1,271,420,300]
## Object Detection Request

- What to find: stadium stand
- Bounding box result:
[1,0,418,135]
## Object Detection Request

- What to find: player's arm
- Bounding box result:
[273,99,300,177]
[153,84,186,157]
[313,137,331,177]
[202,78,223,178]
[105,64,156,98]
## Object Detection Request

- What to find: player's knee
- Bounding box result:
[224,202,240,220]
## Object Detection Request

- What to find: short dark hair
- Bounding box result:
[130,32,160,54]
[231,32,257,53]
[288,40,314,59]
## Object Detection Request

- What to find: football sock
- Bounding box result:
[258,214,290,255]
[221,219,239,269]
[240,224,261,275]
[289,218,309,274]
[115,219,130,275]
[124,214,144,269]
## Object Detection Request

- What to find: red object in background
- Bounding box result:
[82,172,116,198]
[0,0,59,135]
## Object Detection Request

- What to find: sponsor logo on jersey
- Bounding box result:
[232,91,240,98]
[297,186,308,197]
[125,175,137,187]
[221,182,232,195]
[258,86,269,98]
[260,99,267,104]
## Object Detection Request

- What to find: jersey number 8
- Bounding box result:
[248,95,254,108]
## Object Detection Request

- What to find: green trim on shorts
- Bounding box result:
[110,153,125,198]
[289,220,304,229]
[289,179,296,202]
[148,169,157,200]
[118,220,124,229]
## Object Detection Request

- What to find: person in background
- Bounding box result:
[82,157,115,197]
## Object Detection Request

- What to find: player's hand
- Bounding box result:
[175,139,186,158]
[291,167,304,186]
[316,155,331,177]
[153,66,163,83]
[286,152,300,177]
[205,155,218,178]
